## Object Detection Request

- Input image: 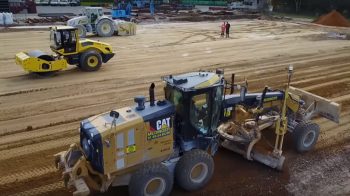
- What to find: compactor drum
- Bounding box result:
[55,68,340,196]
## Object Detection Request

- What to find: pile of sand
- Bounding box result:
[314,10,350,27]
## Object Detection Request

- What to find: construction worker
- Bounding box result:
[221,22,226,38]
[150,0,155,16]
[226,22,231,38]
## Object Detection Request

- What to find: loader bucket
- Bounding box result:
[289,86,341,123]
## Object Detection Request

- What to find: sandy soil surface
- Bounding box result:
[0,19,350,196]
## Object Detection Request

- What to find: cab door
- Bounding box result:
[62,30,77,53]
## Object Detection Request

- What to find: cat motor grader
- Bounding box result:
[15,26,115,76]
[55,67,340,196]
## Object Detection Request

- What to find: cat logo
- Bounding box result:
[156,117,171,130]
[148,117,172,140]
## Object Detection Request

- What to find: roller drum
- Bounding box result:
[27,50,54,61]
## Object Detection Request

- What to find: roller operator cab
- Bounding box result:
[55,70,341,196]
[49,26,115,70]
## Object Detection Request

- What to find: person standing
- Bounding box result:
[225,22,231,38]
[221,22,226,38]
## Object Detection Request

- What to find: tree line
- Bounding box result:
[272,0,350,16]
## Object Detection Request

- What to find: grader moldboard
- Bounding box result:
[15,26,115,76]
[55,67,340,196]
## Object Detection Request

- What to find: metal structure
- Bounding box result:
[8,0,36,14]
[111,1,133,20]
[55,68,340,196]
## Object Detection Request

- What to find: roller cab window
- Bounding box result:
[50,30,62,49]
[50,29,77,53]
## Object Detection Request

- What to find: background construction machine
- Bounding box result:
[55,67,340,196]
[67,7,136,38]
[15,26,114,76]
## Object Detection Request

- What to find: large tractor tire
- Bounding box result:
[175,149,214,191]
[129,162,173,196]
[293,122,320,153]
[79,51,102,72]
[96,19,114,37]
[75,24,87,38]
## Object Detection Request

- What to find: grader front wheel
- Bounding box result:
[175,149,214,191]
[79,51,102,72]
[293,122,320,153]
[129,163,173,196]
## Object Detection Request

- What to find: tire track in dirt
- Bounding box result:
[0,166,56,186]
[0,121,78,148]
[3,50,349,134]
[8,182,64,196]
[1,21,350,196]
[0,135,78,161]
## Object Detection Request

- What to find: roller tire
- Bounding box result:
[129,162,173,196]
[96,19,114,37]
[175,149,214,191]
[293,122,320,153]
[79,51,102,72]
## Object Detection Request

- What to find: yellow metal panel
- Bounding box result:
[15,52,67,72]
[195,74,220,89]
[78,39,114,55]
[286,93,300,113]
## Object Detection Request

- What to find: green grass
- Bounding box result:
[81,2,109,6]
[272,12,317,20]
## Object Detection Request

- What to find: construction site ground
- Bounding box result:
[0,19,350,196]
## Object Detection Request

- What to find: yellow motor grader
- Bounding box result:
[15,26,115,76]
[55,67,340,196]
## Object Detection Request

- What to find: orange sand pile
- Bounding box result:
[314,10,350,27]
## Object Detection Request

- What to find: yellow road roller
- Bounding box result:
[15,26,115,76]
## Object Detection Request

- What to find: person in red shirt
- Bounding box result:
[221,22,226,38]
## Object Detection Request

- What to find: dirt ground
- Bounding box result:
[0,19,350,196]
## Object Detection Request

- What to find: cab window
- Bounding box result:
[50,31,62,48]
[98,9,103,16]
[62,30,76,46]
[165,86,183,114]
[211,87,223,130]
[190,93,210,134]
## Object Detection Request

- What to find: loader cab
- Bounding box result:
[50,26,78,54]
[163,72,224,151]
[83,7,104,24]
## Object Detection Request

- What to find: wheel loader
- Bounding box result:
[55,67,341,196]
[15,26,115,76]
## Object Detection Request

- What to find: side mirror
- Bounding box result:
[109,110,119,119]
[240,86,247,102]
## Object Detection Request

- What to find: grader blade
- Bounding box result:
[289,86,341,123]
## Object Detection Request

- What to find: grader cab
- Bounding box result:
[55,68,340,196]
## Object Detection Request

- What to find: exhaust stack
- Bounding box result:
[149,83,155,107]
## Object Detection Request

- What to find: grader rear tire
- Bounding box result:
[129,163,173,196]
[79,51,102,72]
[96,19,114,37]
[175,149,214,191]
[293,122,320,153]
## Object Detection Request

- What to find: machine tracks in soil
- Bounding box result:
[0,20,350,195]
